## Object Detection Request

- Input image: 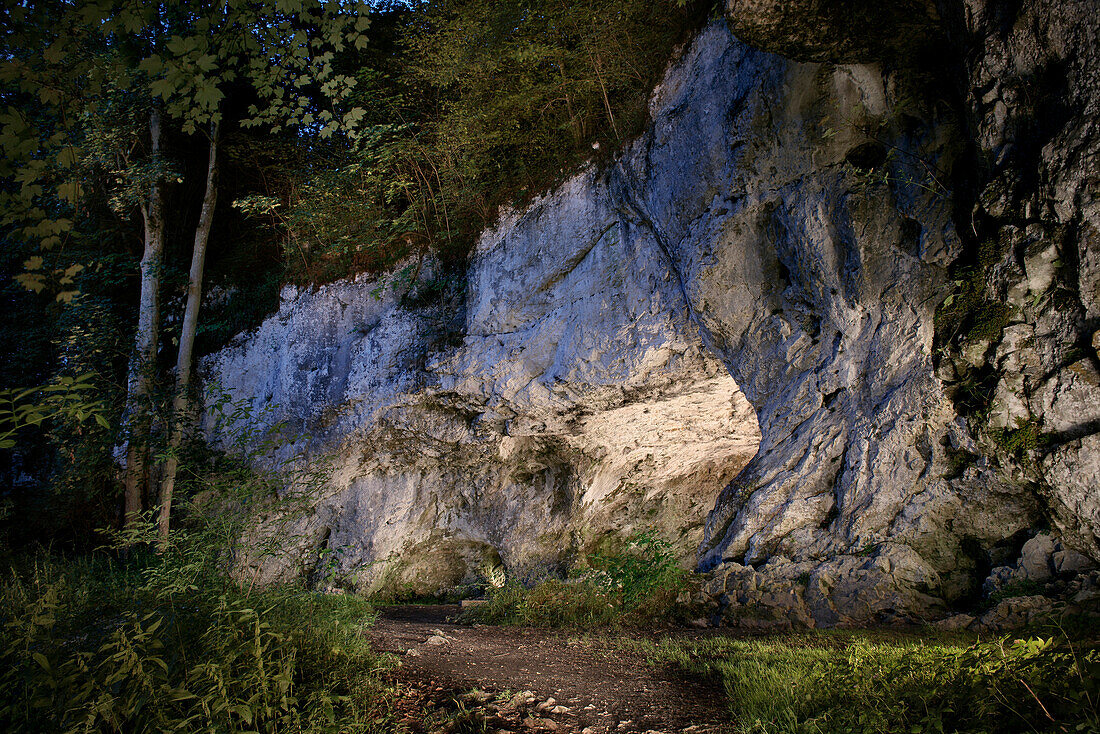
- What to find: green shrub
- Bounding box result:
[588,529,682,610]
[470,578,618,628]
[464,529,686,628]
[264,0,704,284]
[991,418,1047,458]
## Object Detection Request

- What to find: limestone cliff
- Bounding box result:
[204,2,1099,626]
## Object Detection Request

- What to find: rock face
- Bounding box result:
[954,0,1100,559]
[723,0,944,64]
[696,0,1100,625]
[204,3,1100,626]
[204,84,763,593]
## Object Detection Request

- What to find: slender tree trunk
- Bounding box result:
[589,49,619,142]
[157,120,218,546]
[123,107,166,531]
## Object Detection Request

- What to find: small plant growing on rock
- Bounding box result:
[991,417,1047,459]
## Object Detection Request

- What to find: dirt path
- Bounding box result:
[367,605,732,734]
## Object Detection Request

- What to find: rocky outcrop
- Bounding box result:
[723,0,944,64]
[949,0,1100,559]
[204,113,763,594]
[205,3,1100,626]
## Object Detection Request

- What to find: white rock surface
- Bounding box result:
[204,27,766,594]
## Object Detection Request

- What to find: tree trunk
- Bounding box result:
[123,107,165,531]
[157,119,218,546]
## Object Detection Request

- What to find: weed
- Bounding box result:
[469,578,620,628]
[0,552,394,733]
[991,417,1046,458]
[853,543,879,558]
[588,529,682,609]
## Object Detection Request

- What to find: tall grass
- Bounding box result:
[633,632,1100,733]
[0,394,425,732]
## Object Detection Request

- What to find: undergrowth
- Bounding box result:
[0,398,412,733]
[0,550,403,733]
[0,390,482,732]
[632,631,1100,733]
[462,530,688,628]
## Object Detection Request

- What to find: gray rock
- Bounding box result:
[1019,534,1055,581]
[977,596,1054,631]
[1023,243,1059,296]
[711,546,946,628]
[1054,549,1096,575]
[1042,434,1100,554]
[506,691,536,711]
[988,373,1030,430]
[1073,588,1100,606]
[1034,361,1100,437]
[961,0,1100,556]
[933,614,975,631]
[722,0,942,64]
[983,565,1020,597]
[201,1,1100,624]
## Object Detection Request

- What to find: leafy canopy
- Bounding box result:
[0,0,371,299]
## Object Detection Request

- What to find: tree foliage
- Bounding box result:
[0,0,373,540]
[1,0,371,290]
[258,0,704,282]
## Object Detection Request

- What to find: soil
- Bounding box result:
[367,604,734,734]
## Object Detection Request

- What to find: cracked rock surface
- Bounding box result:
[204,4,1100,627]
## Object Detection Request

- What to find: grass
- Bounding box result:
[5,547,1096,734]
[0,410,488,732]
[629,630,1100,733]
